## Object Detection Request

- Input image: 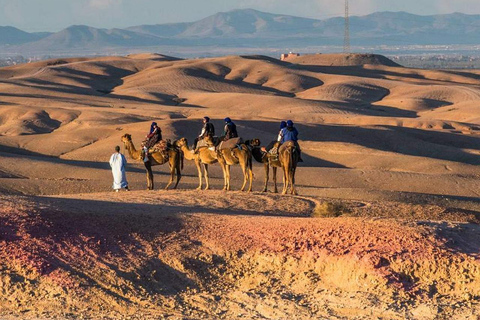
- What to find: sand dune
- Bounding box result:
[1,53,480,319]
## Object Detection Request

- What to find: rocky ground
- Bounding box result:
[1,191,480,319]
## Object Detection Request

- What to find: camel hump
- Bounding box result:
[219,137,243,150]
[279,140,297,153]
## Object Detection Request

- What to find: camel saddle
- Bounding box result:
[195,138,210,152]
[267,141,281,160]
[149,140,170,159]
[218,137,243,151]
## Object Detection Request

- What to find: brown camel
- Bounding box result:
[205,136,253,192]
[174,137,223,190]
[248,139,282,193]
[278,141,300,195]
[121,134,182,190]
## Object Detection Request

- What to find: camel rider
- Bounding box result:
[223,117,238,141]
[263,121,286,157]
[143,122,162,161]
[277,120,287,142]
[281,120,303,162]
[194,116,215,149]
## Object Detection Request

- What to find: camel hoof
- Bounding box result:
[196,187,202,191]
[204,187,210,190]
[262,189,267,193]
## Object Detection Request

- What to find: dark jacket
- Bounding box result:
[224,122,238,140]
[199,122,215,139]
[281,126,298,143]
[145,127,162,148]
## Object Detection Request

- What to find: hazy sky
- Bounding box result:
[2,0,480,32]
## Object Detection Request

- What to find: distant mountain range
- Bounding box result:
[2,9,480,56]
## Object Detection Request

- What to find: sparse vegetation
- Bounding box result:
[312,201,350,218]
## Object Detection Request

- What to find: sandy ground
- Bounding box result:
[1,53,480,319]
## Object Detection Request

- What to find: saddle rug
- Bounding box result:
[195,139,210,151]
[218,137,243,150]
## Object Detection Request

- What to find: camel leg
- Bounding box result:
[225,165,231,191]
[195,158,203,190]
[263,163,269,192]
[218,158,228,191]
[165,158,175,190]
[203,164,210,190]
[145,162,154,190]
[247,158,253,192]
[290,167,297,195]
[282,165,288,195]
[240,161,248,192]
[174,154,182,189]
[273,166,278,193]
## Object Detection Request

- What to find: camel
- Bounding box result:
[248,139,282,193]
[205,136,253,192]
[174,137,222,190]
[278,141,300,195]
[121,134,182,190]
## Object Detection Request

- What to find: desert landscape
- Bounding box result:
[1,52,480,319]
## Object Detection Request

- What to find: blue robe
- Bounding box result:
[109,152,128,190]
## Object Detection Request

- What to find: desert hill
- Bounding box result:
[1,53,480,318]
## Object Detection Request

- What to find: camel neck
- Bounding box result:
[124,140,141,161]
[181,144,196,160]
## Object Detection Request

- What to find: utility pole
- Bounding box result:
[344,0,350,53]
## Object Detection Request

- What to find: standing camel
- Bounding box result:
[278,141,300,195]
[205,136,253,192]
[121,134,182,190]
[174,137,223,190]
[248,139,282,193]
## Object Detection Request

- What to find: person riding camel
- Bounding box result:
[143,122,162,161]
[223,117,238,141]
[262,121,286,157]
[194,116,215,149]
[277,120,287,142]
[281,120,303,162]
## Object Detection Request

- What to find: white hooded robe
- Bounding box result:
[109,152,128,190]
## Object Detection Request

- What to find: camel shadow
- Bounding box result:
[0,145,147,174]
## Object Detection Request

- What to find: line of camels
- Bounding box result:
[121,134,300,195]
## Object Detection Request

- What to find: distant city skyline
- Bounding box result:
[2,0,480,32]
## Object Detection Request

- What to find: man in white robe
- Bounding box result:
[109,146,129,192]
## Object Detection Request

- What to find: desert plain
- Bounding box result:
[1,52,480,319]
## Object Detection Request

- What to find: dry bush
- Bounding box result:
[312,201,350,218]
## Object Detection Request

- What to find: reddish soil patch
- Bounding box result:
[1,192,480,319]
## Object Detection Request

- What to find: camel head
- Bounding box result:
[121,134,132,144]
[249,138,261,147]
[175,137,188,147]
